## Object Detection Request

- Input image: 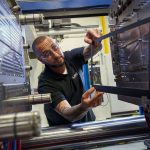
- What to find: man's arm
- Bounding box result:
[83,29,102,61]
[55,87,103,122]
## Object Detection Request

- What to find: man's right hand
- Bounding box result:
[81,87,104,111]
[55,87,103,122]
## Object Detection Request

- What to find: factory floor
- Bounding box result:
[91,141,147,150]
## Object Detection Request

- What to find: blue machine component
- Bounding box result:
[16,0,112,13]
[83,64,90,91]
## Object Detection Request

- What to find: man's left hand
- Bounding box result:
[84,28,102,47]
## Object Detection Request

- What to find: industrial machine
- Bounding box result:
[0,0,52,147]
[0,0,150,149]
[94,0,150,126]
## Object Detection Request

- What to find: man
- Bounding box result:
[32,29,104,126]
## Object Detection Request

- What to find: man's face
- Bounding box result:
[37,37,65,67]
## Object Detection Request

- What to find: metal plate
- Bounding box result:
[0,0,30,114]
[0,0,25,84]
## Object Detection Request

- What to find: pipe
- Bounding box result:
[23,44,30,49]
[22,116,149,150]
[0,111,41,140]
[1,93,51,106]
[19,14,43,25]
[37,28,87,36]
[25,65,32,71]
[12,5,21,13]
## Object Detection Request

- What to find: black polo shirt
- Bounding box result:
[38,47,95,126]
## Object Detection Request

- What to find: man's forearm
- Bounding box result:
[55,102,89,122]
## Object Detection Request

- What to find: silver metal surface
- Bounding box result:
[43,8,110,19]
[108,0,150,105]
[0,0,25,83]
[25,65,32,70]
[92,141,146,150]
[0,111,41,139]
[0,0,31,114]
[0,93,51,106]
[22,116,149,150]
[19,14,43,25]
[23,44,30,49]
[90,0,150,106]
[37,28,88,36]
[12,5,21,13]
